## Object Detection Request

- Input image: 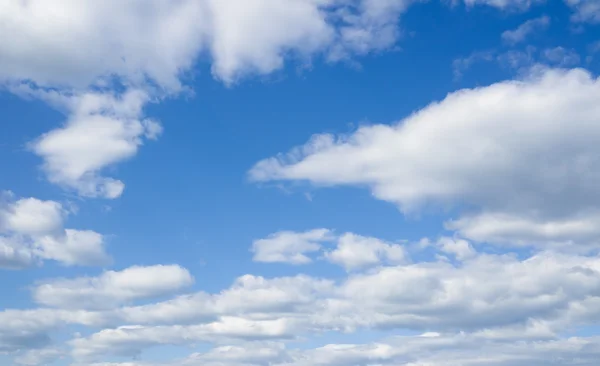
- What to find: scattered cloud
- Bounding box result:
[452,50,495,80]
[501,15,550,45]
[4,2,600,365]
[566,0,600,23]
[542,46,581,66]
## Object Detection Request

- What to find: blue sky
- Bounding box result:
[2,0,600,365]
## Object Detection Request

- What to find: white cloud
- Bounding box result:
[430,236,476,260]
[0,0,415,90]
[33,265,194,310]
[0,236,36,269]
[252,229,334,264]
[70,318,298,362]
[71,334,600,366]
[0,308,109,353]
[250,68,600,250]
[2,0,418,198]
[0,194,110,268]
[0,196,64,235]
[501,15,550,44]
[34,229,111,267]
[0,0,205,90]
[30,89,161,199]
[325,233,406,270]
[118,274,334,325]
[446,211,600,250]
[4,244,600,362]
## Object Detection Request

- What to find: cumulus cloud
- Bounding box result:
[250,68,600,250]
[252,228,334,264]
[252,229,407,269]
[33,265,194,310]
[0,196,64,235]
[4,244,600,362]
[0,194,110,269]
[446,211,600,250]
[501,15,550,44]
[29,89,162,198]
[117,274,334,325]
[2,0,419,198]
[0,0,415,89]
[324,233,406,270]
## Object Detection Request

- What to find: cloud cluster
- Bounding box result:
[1,0,418,199]
[566,0,600,23]
[250,68,600,251]
[4,242,600,363]
[0,193,110,269]
[3,1,600,365]
[252,229,406,269]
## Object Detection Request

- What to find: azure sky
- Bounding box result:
[1,0,600,365]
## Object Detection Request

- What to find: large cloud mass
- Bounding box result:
[250,68,600,250]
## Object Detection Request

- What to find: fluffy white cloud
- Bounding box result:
[325,233,406,270]
[501,15,550,44]
[0,0,414,89]
[4,244,600,362]
[424,236,476,261]
[2,0,418,198]
[0,0,204,90]
[29,89,162,198]
[33,229,110,266]
[252,228,334,264]
[252,229,407,269]
[33,265,194,310]
[0,194,110,269]
[0,236,36,269]
[446,211,600,250]
[0,196,64,235]
[116,250,600,336]
[250,68,600,249]
[118,274,333,325]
